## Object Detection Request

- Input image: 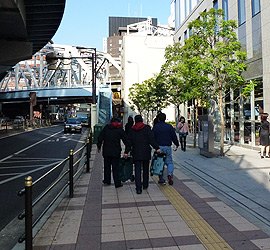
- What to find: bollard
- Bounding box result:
[86,139,90,172]
[69,149,74,198]
[25,176,33,250]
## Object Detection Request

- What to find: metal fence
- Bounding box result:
[0,118,52,133]
[17,131,93,250]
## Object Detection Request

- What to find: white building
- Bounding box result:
[121,18,174,124]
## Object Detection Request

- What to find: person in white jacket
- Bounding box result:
[177,116,190,151]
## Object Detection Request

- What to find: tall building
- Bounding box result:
[174,0,266,148]
[107,17,158,118]
[121,18,174,123]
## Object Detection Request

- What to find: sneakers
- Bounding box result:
[168,175,173,185]
[102,180,111,185]
[136,188,142,194]
[115,184,123,188]
[158,179,166,185]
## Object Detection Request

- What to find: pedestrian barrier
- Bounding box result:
[17,130,93,250]
[0,118,52,134]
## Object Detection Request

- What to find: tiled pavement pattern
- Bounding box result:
[33,145,270,250]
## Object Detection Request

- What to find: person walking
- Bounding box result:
[129,115,161,194]
[152,113,179,185]
[259,113,270,158]
[97,117,131,188]
[177,116,190,151]
[125,116,134,136]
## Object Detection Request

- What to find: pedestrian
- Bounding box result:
[152,113,179,185]
[177,116,190,151]
[97,117,131,188]
[153,111,161,126]
[129,115,161,194]
[259,113,270,158]
[125,116,134,136]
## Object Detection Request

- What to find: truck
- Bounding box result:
[76,104,90,126]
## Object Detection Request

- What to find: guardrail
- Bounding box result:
[17,131,93,250]
[0,118,52,133]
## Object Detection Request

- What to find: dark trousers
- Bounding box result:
[179,136,186,151]
[134,160,149,189]
[103,157,121,187]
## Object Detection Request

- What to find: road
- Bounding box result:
[0,125,89,234]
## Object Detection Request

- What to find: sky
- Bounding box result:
[52,0,172,51]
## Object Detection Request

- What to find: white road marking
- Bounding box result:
[0,161,62,185]
[0,173,22,176]
[0,164,46,169]
[0,130,62,163]
[2,158,64,163]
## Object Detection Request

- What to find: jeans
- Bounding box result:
[103,157,121,187]
[159,146,174,180]
[134,160,149,189]
[179,134,186,151]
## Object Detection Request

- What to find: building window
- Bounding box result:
[223,0,228,21]
[197,0,200,3]
[238,0,246,25]
[189,28,192,36]
[252,0,261,16]
[189,0,192,12]
[213,0,218,10]
[185,0,188,18]
[184,30,187,40]
[175,0,180,29]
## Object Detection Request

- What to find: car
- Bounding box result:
[14,116,25,124]
[64,118,82,133]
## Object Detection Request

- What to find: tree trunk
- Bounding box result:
[193,99,198,148]
[219,90,225,156]
[176,105,180,123]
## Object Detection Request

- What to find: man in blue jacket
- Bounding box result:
[152,113,179,185]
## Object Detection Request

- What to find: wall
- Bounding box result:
[121,34,174,124]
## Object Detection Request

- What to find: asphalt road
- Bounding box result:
[0,125,89,234]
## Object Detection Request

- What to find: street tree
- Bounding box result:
[186,8,250,155]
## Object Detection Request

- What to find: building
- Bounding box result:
[121,18,174,124]
[174,0,266,148]
[107,17,158,118]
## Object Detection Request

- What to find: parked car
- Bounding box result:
[14,116,25,124]
[64,118,82,133]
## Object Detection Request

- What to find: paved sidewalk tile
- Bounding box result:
[33,144,270,250]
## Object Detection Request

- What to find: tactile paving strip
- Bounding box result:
[152,176,233,250]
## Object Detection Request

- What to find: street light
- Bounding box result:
[127,60,139,82]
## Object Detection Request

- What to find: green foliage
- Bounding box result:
[128,75,169,114]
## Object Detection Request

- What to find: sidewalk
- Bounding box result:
[31,141,270,250]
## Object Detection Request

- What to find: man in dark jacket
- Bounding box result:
[129,115,161,194]
[97,117,131,188]
[152,113,179,185]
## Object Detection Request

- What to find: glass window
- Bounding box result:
[175,0,180,29]
[189,0,192,12]
[184,30,187,40]
[197,0,200,3]
[185,0,188,18]
[252,0,261,16]
[213,0,218,10]
[223,0,228,21]
[238,0,246,25]
[189,28,192,36]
